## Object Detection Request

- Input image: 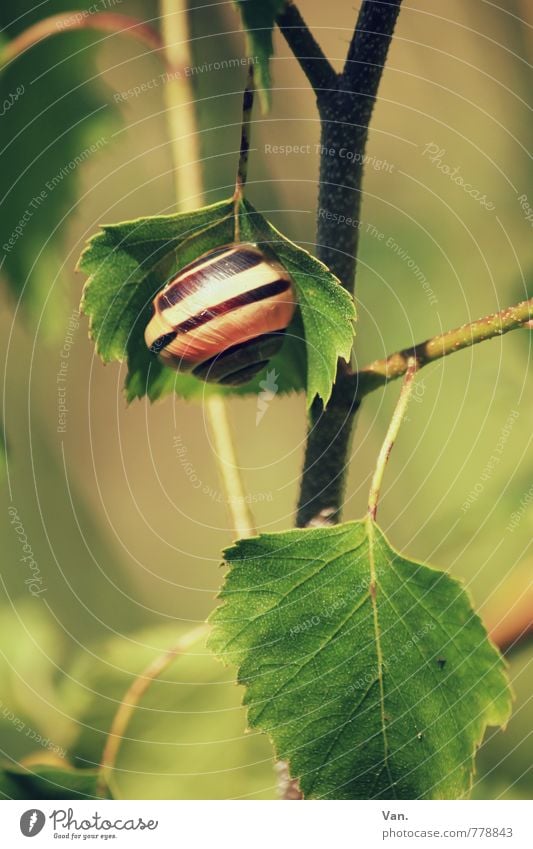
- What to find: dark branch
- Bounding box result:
[316,0,402,294]
[343,0,403,89]
[276,1,337,105]
[297,366,360,528]
[296,1,403,529]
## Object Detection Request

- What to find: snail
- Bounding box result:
[144,242,296,386]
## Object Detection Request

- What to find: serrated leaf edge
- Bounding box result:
[208,519,512,799]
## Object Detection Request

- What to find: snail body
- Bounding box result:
[145,242,296,386]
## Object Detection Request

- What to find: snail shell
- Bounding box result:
[144,242,296,386]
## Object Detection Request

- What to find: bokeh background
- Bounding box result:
[0,0,531,799]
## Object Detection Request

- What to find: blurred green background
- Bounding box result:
[0,0,531,799]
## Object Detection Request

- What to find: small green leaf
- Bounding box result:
[208,520,512,800]
[78,198,355,407]
[0,764,111,800]
[234,0,285,111]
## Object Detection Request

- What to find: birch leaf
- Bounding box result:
[209,520,512,799]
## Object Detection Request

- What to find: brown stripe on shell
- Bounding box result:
[158,286,295,365]
[145,242,297,384]
[157,260,291,333]
[172,278,290,334]
[149,330,177,354]
[158,244,264,308]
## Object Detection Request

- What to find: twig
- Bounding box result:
[234,64,255,199]
[367,357,417,520]
[294,297,532,409]
[1,12,163,68]
[233,64,255,240]
[97,624,208,797]
[356,297,533,397]
[276,1,337,105]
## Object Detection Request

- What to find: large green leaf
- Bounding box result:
[78,197,355,406]
[234,0,285,111]
[208,520,512,800]
[0,764,111,800]
[0,1,118,329]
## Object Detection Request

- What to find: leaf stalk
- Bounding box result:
[367,357,417,521]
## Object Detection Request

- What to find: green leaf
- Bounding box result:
[78,197,355,407]
[0,764,111,800]
[0,2,118,330]
[208,520,512,800]
[234,0,285,111]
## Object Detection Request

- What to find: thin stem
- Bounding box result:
[1,12,163,68]
[233,64,255,240]
[205,395,256,538]
[357,297,533,398]
[367,357,417,520]
[97,624,208,797]
[276,1,337,105]
[234,65,255,198]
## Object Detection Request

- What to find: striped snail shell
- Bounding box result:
[144,242,296,386]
